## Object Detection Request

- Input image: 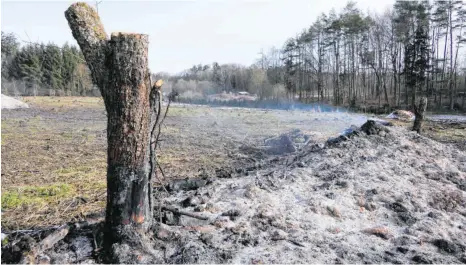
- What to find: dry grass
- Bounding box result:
[1,97,233,229]
[1,107,107,229]
[22,96,104,109]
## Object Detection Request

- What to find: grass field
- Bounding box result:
[1,97,464,230]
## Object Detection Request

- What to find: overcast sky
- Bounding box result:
[2,0,394,74]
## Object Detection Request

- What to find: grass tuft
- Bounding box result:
[2,184,75,209]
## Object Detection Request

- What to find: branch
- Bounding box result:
[19,225,70,264]
[156,161,170,194]
[161,206,210,221]
[154,97,172,150]
[39,225,70,251]
[64,2,108,89]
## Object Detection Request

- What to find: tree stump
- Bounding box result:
[413,96,428,134]
[65,3,161,263]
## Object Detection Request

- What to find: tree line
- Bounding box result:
[278,0,466,110]
[162,0,466,111]
[2,0,466,111]
[1,31,95,96]
[155,60,287,102]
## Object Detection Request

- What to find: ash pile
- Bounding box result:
[258,120,393,155]
[263,129,307,154]
[262,129,323,155]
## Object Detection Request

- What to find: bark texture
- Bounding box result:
[413,96,427,134]
[65,3,158,263]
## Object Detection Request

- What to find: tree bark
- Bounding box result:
[65,3,158,263]
[413,96,427,134]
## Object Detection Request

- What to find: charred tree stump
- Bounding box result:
[65,3,161,263]
[413,96,428,134]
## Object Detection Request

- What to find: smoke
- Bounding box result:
[175,97,348,113]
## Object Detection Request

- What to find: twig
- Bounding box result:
[72,217,104,230]
[154,97,172,149]
[283,158,289,180]
[150,90,163,148]
[148,74,161,214]
[156,160,170,194]
[287,239,305,247]
[161,206,209,221]
[159,204,163,224]
[62,199,76,214]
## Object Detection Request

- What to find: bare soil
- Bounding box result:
[1,97,465,264]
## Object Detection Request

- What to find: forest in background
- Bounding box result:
[2,0,466,111]
[1,32,96,97]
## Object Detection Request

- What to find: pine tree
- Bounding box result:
[62,43,79,95]
[11,45,43,95]
[41,43,64,95]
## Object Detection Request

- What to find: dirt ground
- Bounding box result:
[1,97,465,263]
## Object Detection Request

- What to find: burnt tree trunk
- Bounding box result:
[413,96,427,134]
[65,3,160,263]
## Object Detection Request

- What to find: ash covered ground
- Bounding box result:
[147,121,466,264]
[1,98,465,264]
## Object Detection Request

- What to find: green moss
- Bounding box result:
[1,184,75,209]
[70,2,107,40]
[94,25,107,40]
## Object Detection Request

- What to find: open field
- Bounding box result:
[2,97,465,229]
[2,97,465,230]
[2,97,369,229]
[2,97,466,263]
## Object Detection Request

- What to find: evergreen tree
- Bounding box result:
[11,45,43,95]
[41,43,64,94]
[1,32,20,81]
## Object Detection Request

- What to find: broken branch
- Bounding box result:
[161,205,210,221]
[39,225,70,251]
[19,225,70,264]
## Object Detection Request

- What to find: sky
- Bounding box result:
[1,0,394,74]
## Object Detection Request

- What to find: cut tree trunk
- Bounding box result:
[413,97,427,134]
[65,3,160,263]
